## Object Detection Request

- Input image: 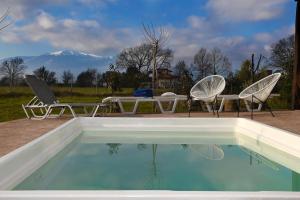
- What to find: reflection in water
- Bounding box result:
[104,143,225,189]
[137,144,147,151]
[293,172,300,191]
[16,140,300,191]
[181,144,189,150]
[239,147,279,171]
[190,144,224,160]
[106,143,122,155]
[146,144,160,189]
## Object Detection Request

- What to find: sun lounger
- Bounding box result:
[102,94,187,114]
[22,75,108,120]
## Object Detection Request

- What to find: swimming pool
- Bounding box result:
[1,118,300,199]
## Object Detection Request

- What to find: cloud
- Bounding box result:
[206,0,289,22]
[0,11,140,55]
[36,12,55,29]
[0,0,116,20]
[0,0,68,20]
[166,16,247,66]
[1,12,294,69]
[254,33,273,43]
[77,0,117,7]
[167,15,294,69]
[0,0,294,70]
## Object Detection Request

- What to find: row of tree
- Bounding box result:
[0,34,294,105]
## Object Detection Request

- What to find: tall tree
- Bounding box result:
[62,70,74,85]
[193,48,212,79]
[0,57,26,88]
[116,44,152,73]
[236,60,252,86]
[156,48,173,69]
[116,43,173,74]
[237,59,268,87]
[143,23,169,89]
[293,0,300,109]
[270,35,294,77]
[102,64,121,94]
[33,66,57,85]
[210,47,231,76]
[250,53,264,83]
[270,35,295,106]
[193,47,231,79]
[173,60,193,95]
[76,68,96,87]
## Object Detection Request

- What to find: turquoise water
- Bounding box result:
[14,132,300,191]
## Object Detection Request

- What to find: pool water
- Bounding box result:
[14,131,300,191]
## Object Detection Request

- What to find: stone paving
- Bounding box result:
[1,110,300,157]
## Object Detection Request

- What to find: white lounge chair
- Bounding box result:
[22,75,108,120]
[102,94,187,114]
[238,73,281,119]
[189,75,226,117]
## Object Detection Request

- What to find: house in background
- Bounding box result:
[156,68,177,89]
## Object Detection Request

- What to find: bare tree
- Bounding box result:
[194,47,231,79]
[62,70,74,85]
[33,66,57,85]
[194,48,212,79]
[155,47,173,70]
[250,53,264,83]
[210,47,231,76]
[0,9,11,31]
[0,58,26,88]
[142,23,169,89]
[116,43,152,73]
[116,43,173,75]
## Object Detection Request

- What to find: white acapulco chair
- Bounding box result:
[238,73,281,119]
[189,75,226,117]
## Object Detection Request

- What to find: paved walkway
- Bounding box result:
[0,118,69,157]
[1,110,300,157]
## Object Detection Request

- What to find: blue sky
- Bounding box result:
[0,0,296,68]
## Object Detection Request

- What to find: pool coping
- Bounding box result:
[0,117,300,199]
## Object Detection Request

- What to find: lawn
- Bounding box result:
[0,86,187,122]
[0,86,287,122]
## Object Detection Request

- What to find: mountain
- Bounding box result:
[1,50,115,75]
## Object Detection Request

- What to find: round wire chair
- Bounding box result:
[190,75,226,102]
[189,75,226,117]
[238,73,281,118]
[239,73,281,103]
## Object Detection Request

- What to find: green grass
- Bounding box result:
[0,86,289,122]
[0,86,175,122]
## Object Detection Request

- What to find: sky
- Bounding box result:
[0,0,296,69]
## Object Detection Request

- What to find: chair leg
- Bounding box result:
[251,95,254,120]
[265,101,275,117]
[188,98,192,117]
[66,106,77,118]
[58,108,66,117]
[211,102,215,115]
[214,96,219,118]
[22,105,30,119]
[237,99,240,117]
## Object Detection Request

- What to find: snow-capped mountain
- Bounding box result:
[47,50,113,59]
[1,50,115,75]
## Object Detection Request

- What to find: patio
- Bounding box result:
[1,110,300,157]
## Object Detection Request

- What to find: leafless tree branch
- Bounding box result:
[0,8,12,31]
[142,23,170,89]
